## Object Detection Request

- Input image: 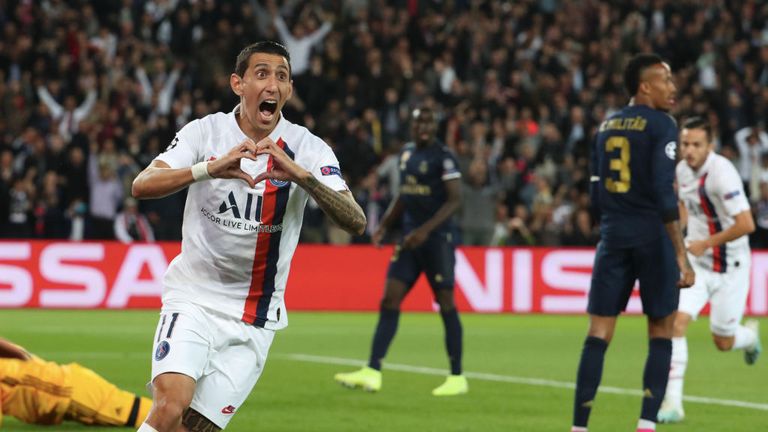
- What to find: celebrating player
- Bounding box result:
[334,106,466,396]
[131,41,366,432]
[657,117,762,423]
[570,53,695,432]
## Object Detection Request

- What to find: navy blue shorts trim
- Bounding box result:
[588,236,679,319]
[386,232,455,291]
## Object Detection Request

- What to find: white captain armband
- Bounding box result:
[191,161,213,181]
[590,176,600,182]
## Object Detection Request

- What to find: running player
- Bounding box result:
[657,117,762,423]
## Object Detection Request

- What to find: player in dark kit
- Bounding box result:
[334,107,466,396]
[570,54,695,432]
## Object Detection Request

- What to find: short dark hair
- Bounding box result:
[623,53,665,96]
[235,41,291,77]
[681,116,713,142]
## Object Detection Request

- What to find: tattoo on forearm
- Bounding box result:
[303,176,366,233]
[182,409,221,432]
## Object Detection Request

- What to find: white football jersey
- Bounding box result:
[677,152,750,273]
[155,106,347,330]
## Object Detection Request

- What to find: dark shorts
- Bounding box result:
[387,232,456,291]
[588,236,679,319]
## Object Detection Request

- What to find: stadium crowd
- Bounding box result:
[1,0,767,247]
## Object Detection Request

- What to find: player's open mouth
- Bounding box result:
[259,100,278,121]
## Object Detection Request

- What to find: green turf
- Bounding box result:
[0,310,765,431]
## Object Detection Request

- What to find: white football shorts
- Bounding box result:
[678,253,751,336]
[150,299,275,428]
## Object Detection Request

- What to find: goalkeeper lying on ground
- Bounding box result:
[0,337,151,427]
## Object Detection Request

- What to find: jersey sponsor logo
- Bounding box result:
[155,341,170,361]
[320,166,342,177]
[665,141,677,160]
[221,405,236,415]
[269,178,290,188]
[218,191,263,221]
[724,190,741,200]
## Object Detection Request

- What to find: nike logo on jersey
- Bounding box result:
[221,405,236,415]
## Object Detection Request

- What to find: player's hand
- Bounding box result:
[686,239,709,257]
[372,226,386,247]
[206,139,260,188]
[253,138,310,185]
[402,227,429,249]
[677,257,695,289]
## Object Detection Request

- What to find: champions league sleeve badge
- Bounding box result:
[665,141,677,160]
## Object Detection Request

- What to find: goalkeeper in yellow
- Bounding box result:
[0,337,151,427]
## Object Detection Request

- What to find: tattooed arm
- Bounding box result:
[300,176,367,235]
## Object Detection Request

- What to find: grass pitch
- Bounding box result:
[0,310,765,431]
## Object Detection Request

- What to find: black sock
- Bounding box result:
[368,308,400,370]
[573,336,608,427]
[440,309,463,375]
[641,338,672,422]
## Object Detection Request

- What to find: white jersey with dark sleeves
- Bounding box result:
[155,106,348,330]
[676,152,750,273]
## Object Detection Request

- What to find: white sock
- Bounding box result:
[732,325,757,350]
[137,423,160,432]
[665,337,687,405]
[637,418,656,430]
[570,427,588,432]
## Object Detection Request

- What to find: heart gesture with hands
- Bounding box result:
[206,139,261,188]
[253,137,310,186]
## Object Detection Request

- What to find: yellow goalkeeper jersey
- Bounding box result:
[0,356,150,427]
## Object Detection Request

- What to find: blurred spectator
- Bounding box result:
[561,208,600,246]
[114,197,155,243]
[735,124,768,187]
[460,159,498,246]
[272,4,332,78]
[751,181,768,249]
[87,145,123,240]
[6,177,33,238]
[36,80,97,143]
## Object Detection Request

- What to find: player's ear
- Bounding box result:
[638,80,651,95]
[230,73,244,96]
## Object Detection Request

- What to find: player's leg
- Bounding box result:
[709,258,761,363]
[369,277,412,370]
[139,373,195,432]
[185,319,275,431]
[138,302,212,432]
[636,236,679,431]
[658,260,709,423]
[426,233,467,396]
[572,242,633,431]
[64,362,152,427]
[334,245,418,391]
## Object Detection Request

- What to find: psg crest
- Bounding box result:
[269,178,290,188]
[155,341,171,361]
